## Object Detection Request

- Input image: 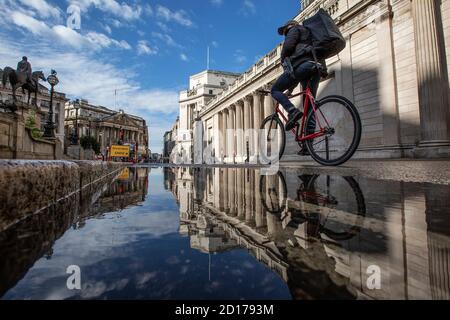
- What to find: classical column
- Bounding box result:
[236,101,244,163]
[243,97,251,162]
[228,168,236,216]
[213,168,221,208]
[220,110,227,163]
[222,168,229,212]
[244,168,252,223]
[236,168,244,219]
[226,107,233,163]
[253,92,262,160]
[254,169,264,231]
[263,87,275,119]
[376,7,400,147]
[411,0,450,156]
[213,113,221,163]
[230,106,236,163]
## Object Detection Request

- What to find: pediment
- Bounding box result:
[102,113,141,127]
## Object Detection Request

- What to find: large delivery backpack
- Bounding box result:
[303,9,346,60]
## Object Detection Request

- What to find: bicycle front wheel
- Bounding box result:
[304,96,361,166]
[259,115,286,164]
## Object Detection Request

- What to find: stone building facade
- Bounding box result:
[64,99,149,158]
[163,117,179,163]
[176,70,240,162]
[171,0,450,163]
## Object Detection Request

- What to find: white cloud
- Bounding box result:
[70,0,142,21]
[86,31,131,50]
[137,40,157,55]
[156,22,170,33]
[211,41,219,48]
[180,53,188,62]
[151,32,182,48]
[143,4,153,16]
[102,24,112,35]
[52,24,91,49]
[210,0,223,6]
[240,0,256,16]
[109,19,122,28]
[11,10,51,35]
[18,0,61,19]
[9,11,130,51]
[156,5,193,27]
[233,49,247,64]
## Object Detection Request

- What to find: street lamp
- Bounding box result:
[43,70,59,138]
[72,101,80,145]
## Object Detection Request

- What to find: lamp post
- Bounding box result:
[72,101,80,145]
[43,70,59,138]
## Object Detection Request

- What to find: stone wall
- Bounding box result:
[0,160,126,232]
[0,107,62,160]
[0,166,145,297]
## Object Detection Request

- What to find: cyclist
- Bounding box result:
[271,20,327,132]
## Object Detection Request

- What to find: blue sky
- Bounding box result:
[0,0,301,152]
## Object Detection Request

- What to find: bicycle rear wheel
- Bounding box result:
[259,115,286,164]
[259,171,288,215]
[304,96,361,166]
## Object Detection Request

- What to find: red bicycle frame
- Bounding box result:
[274,87,331,142]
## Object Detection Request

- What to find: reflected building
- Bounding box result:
[165,167,450,300]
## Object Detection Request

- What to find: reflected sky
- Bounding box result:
[1,168,290,300]
[1,166,450,300]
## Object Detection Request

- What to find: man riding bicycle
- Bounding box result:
[271,20,327,132]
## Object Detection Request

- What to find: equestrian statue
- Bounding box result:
[2,57,46,110]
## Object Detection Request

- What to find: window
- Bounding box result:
[40,100,50,108]
[209,90,213,95]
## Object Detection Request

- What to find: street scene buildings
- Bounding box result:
[65,99,149,160]
[0,75,149,161]
[166,0,450,163]
[1,0,450,305]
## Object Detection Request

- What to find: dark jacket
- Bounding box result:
[281,25,326,70]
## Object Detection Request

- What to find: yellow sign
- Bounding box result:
[118,168,130,180]
[111,145,130,157]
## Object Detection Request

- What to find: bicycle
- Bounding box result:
[258,85,362,166]
[259,171,366,241]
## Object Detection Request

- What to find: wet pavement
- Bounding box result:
[1,166,449,300]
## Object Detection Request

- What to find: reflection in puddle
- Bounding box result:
[0,166,449,300]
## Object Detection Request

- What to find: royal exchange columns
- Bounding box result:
[236,101,244,162]
[206,85,276,165]
[253,92,262,160]
[411,0,450,156]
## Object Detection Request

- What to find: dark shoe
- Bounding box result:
[285,109,303,131]
[297,143,310,156]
